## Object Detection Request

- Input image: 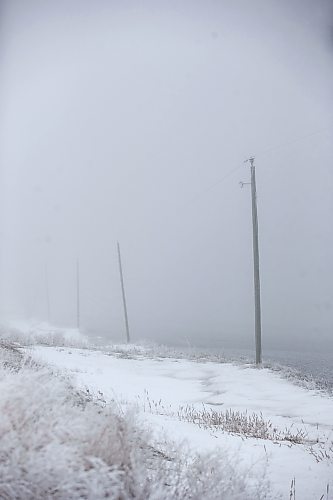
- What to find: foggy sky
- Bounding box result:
[0,0,332,351]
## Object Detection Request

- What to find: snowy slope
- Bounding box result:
[26,345,333,500]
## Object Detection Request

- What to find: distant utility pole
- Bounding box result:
[45,263,50,324]
[241,157,262,365]
[117,242,130,343]
[76,259,80,330]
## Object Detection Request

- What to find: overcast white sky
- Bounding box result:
[0,0,332,351]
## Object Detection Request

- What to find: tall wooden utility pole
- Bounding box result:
[242,157,262,364]
[76,259,80,330]
[117,242,130,343]
[45,263,50,324]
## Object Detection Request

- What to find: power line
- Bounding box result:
[180,163,244,210]
[181,123,332,209]
[255,124,333,159]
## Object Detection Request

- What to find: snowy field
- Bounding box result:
[25,344,333,500]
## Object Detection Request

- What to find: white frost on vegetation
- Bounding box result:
[0,343,270,499]
[0,320,89,348]
[29,345,333,500]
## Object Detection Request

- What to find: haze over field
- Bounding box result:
[0,0,332,351]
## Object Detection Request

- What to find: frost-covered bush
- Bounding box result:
[0,344,270,499]
[0,320,89,348]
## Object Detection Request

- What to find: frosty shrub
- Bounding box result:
[0,321,89,349]
[0,344,271,499]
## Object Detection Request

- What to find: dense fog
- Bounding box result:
[0,0,332,351]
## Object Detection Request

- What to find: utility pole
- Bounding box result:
[242,157,262,365]
[76,258,80,330]
[117,242,130,343]
[45,263,50,324]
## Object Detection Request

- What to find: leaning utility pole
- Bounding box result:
[76,259,80,330]
[243,157,262,365]
[117,242,130,343]
[45,263,51,324]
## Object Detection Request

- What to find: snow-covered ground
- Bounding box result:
[26,344,333,500]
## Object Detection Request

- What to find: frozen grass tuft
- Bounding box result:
[177,405,308,444]
[309,439,333,463]
[139,391,308,445]
[0,343,271,499]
